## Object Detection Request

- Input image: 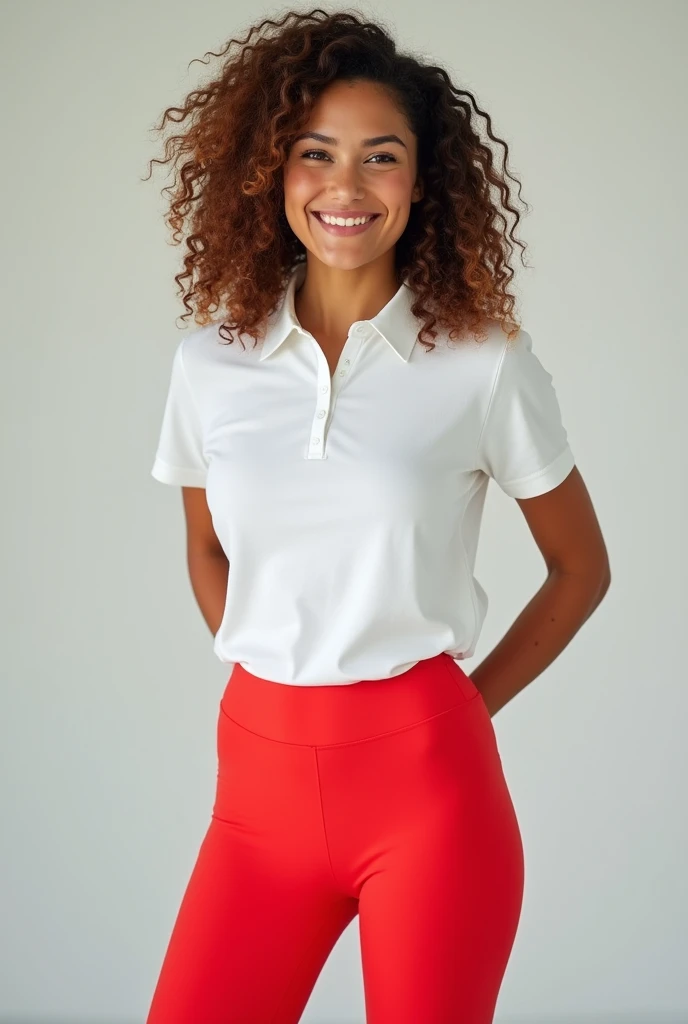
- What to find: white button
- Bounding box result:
[344,358,350,365]
[317,409,326,418]
[355,324,366,334]
[320,385,328,393]
[339,369,346,376]
[312,437,320,445]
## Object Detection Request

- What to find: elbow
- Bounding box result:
[594,559,612,606]
[552,553,611,612]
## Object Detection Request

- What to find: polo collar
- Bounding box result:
[258,261,420,363]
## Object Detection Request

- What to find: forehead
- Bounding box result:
[307,80,403,124]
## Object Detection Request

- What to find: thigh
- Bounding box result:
[355,694,525,1024]
[146,709,359,1024]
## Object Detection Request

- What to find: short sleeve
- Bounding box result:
[476,328,575,499]
[151,338,208,487]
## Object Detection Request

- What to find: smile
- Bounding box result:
[310,211,381,236]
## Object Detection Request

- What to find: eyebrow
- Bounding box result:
[292,131,407,149]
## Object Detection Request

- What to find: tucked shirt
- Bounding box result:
[151,261,576,685]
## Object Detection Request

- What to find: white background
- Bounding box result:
[1,0,686,1021]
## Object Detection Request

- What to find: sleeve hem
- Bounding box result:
[151,457,207,488]
[499,446,576,499]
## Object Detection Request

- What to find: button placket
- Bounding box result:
[305,329,365,459]
[307,353,331,459]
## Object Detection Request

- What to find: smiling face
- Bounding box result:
[282,78,423,271]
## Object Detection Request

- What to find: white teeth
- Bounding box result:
[319,213,374,226]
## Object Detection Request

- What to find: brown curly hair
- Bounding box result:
[143,7,530,352]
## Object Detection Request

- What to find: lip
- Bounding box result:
[310,211,381,237]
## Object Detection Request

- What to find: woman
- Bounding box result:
[145,9,611,1023]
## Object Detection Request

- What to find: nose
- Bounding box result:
[326,162,365,204]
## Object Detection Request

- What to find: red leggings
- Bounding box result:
[146,653,524,1023]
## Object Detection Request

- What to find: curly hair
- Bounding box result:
[143,7,530,351]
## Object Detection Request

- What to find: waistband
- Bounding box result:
[219,653,480,746]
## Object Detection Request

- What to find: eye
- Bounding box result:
[300,150,331,162]
[299,150,398,164]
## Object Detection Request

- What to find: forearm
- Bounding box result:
[186,548,230,637]
[469,567,610,718]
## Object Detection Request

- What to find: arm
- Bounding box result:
[181,486,229,637]
[470,466,611,718]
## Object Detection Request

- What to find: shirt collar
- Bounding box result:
[258,261,420,363]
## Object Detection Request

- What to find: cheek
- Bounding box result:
[282,166,315,241]
[373,171,415,214]
[283,164,316,208]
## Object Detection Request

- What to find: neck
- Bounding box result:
[294,253,400,341]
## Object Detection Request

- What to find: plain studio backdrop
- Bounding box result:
[1,1,686,1022]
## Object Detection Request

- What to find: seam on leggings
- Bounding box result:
[312,747,347,892]
[218,692,481,749]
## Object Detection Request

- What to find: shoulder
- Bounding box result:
[174,321,242,392]
[475,321,542,380]
[180,318,261,372]
[449,318,519,377]
[176,320,225,365]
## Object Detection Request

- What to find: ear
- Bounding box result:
[412,179,424,202]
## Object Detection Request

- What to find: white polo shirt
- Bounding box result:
[151,261,575,685]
